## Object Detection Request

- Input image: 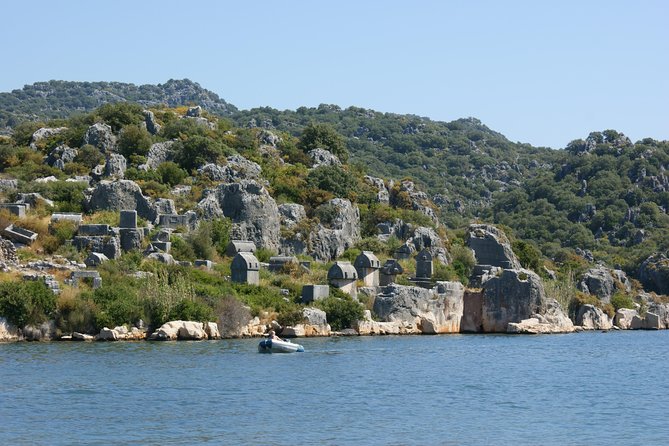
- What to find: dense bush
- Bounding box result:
[90,283,143,330]
[156,161,187,186]
[315,290,365,331]
[298,122,348,163]
[610,292,635,311]
[0,280,57,327]
[117,124,152,158]
[173,136,231,172]
[94,102,144,132]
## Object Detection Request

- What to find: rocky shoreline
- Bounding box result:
[2,295,667,343]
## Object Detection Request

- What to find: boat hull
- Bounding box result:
[258,338,305,353]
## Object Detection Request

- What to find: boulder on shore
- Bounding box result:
[148,321,214,341]
[372,282,464,334]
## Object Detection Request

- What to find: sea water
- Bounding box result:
[1,331,668,445]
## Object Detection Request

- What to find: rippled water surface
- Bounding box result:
[1,331,668,445]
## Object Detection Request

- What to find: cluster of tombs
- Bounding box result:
[1,203,438,302]
[228,241,438,304]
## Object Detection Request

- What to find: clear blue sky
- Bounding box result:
[1,0,667,149]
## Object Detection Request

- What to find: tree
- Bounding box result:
[173,136,229,172]
[118,125,152,158]
[298,122,348,163]
[157,161,187,186]
[94,102,144,132]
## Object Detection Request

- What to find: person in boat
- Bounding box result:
[268,330,282,341]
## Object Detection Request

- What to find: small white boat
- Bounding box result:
[258,338,305,353]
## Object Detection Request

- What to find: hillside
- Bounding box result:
[0,80,668,340]
[0,79,237,128]
[1,80,668,274]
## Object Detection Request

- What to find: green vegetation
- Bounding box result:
[1,80,669,336]
[0,280,56,327]
[315,290,365,331]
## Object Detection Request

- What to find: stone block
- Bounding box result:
[0,203,27,217]
[120,210,137,228]
[301,285,330,303]
[50,213,83,225]
[84,252,109,267]
[78,224,113,236]
[152,241,171,253]
[194,259,214,270]
[120,228,143,251]
[3,224,37,245]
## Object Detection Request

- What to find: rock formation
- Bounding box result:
[197,180,280,251]
[372,282,464,334]
[466,224,521,270]
[84,180,157,223]
[308,198,361,262]
[83,123,116,153]
[638,253,669,295]
[575,304,613,330]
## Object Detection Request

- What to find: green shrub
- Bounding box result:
[186,223,216,260]
[90,283,142,330]
[157,161,187,186]
[216,295,251,337]
[255,248,274,263]
[512,240,542,271]
[306,165,357,199]
[161,117,210,140]
[298,122,348,163]
[277,305,305,327]
[315,290,365,331]
[118,124,152,158]
[210,218,232,257]
[0,280,57,327]
[168,298,214,322]
[55,292,97,334]
[449,244,476,284]
[170,236,196,262]
[94,102,144,132]
[610,292,635,311]
[173,136,231,172]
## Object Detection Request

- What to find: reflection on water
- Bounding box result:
[1,331,668,445]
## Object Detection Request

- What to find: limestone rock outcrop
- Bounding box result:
[614,308,639,329]
[466,224,521,269]
[45,145,78,169]
[575,304,613,330]
[308,148,341,167]
[481,269,552,332]
[30,127,68,150]
[83,123,116,153]
[308,198,361,262]
[647,302,669,329]
[638,253,669,295]
[141,141,176,170]
[143,110,161,135]
[148,320,214,341]
[372,282,464,334]
[506,298,576,334]
[0,317,19,342]
[104,153,127,178]
[364,176,390,204]
[98,325,146,341]
[197,155,262,183]
[84,180,157,223]
[578,266,630,303]
[278,203,306,228]
[197,180,280,251]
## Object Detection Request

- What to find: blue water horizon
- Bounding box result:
[1,331,668,445]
